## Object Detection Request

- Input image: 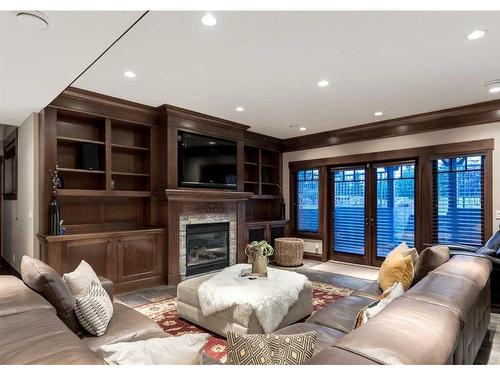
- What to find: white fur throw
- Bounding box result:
[198,264,308,333]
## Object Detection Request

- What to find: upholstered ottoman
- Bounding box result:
[177,272,313,337]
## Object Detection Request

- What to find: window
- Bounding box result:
[376,163,415,257]
[332,167,366,255]
[3,128,17,200]
[296,169,319,232]
[432,155,484,246]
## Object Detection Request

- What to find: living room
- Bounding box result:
[0,0,499,369]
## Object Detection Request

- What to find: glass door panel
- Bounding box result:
[375,162,415,258]
[332,167,366,256]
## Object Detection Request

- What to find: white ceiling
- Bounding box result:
[0,11,143,126]
[74,11,500,138]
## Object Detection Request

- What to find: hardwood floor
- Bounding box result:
[117,260,500,365]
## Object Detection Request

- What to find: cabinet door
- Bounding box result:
[62,238,115,281]
[269,224,286,249]
[247,225,267,244]
[117,234,159,283]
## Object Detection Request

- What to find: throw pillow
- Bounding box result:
[378,251,414,291]
[97,334,210,365]
[20,256,82,334]
[387,242,419,267]
[226,331,317,365]
[63,260,101,297]
[75,281,113,336]
[355,282,405,328]
[412,245,450,285]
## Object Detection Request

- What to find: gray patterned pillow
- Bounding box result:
[75,281,113,336]
[226,331,317,365]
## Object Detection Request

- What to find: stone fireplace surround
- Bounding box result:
[179,212,237,279]
[165,189,253,285]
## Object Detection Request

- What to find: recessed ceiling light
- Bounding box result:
[209,141,217,145]
[299,127,307,131]
[201,12,217,26]
[16,11,49,30]
[123,71,136,78]
[317,80,329,87]
[485,80,500,94]
[236,106,244,112]
[466,29,487,40]
[374,111,384,117]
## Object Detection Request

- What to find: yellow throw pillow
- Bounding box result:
[386,242,418,268]
[378,251,414,291]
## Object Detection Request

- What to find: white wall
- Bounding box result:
[2,113,39,272]
[283,121,500,232]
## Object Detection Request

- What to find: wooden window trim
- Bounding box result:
[290,167,321,236]
[288,139,494,252]
[3,128,18,200]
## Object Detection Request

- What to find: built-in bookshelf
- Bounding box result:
[55,110,152,195]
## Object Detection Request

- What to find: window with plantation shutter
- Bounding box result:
[432,155,484,247]
[296,169,319,233]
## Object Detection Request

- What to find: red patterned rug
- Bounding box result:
[134,281,353,363]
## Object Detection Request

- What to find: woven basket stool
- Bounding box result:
[274,237,304,267]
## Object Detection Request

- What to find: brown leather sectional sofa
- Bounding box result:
[0,275,168,364]
[0,254,492,365]
[277,255,492,365]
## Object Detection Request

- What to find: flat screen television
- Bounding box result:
[178,131,237,189]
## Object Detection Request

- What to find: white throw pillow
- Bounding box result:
[355,282,404,328]
[97,334,211,365]
[75,281,113,336]
[63,260,101,297]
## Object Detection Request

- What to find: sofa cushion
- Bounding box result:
[20,256,81,334]
[275,323,345,354]
[306,295,373,333]
[378,251,414,290]
[75,282,113,336]
[0,309,103,365]
[332,296,461,365]
[432,255,491,290]
[404,272,478,326]
[63,260,101,297]
[355,282,404,328]
[226,331,317,365]
[0,275,54,317]
[351,281,382,300]
[82,302,168,352]
[413,245,449,285]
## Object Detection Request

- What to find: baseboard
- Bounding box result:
[303,252,323,261]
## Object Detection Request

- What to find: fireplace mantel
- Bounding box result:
[165,189,253,202]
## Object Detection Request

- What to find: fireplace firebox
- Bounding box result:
[185,222,230,276]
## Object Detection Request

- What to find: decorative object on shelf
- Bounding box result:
[49,163,61,236]
[111,179,115,191]
[245,240,274,276]
[59,220,66,235]
[279,186,286,220]
[274,238,304,267]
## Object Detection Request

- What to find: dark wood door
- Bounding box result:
[117,234,159,283]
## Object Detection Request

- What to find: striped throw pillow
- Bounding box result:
[75,281,113,336]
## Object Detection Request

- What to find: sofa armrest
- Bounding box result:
[446,244,479,253]
[98,276,113,300]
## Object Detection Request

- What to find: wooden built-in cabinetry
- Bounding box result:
[38,228,165,294]
[38,88,285,289]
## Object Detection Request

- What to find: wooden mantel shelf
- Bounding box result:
[165,189,254,202]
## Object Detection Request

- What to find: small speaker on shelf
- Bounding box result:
[78,143,99,170]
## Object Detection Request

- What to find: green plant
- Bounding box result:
[247,240,274,257]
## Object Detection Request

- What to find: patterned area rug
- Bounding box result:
[134,281,353,363]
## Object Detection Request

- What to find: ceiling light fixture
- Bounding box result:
[236,106,244,112]
[317,80,329,87]
[374,111,384,116]
[123,71,136,78]
[485,80,500,94]
[16,11,49,30]
[466,29,487,40]
[201,12,217,26]
[299,127,307,131]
